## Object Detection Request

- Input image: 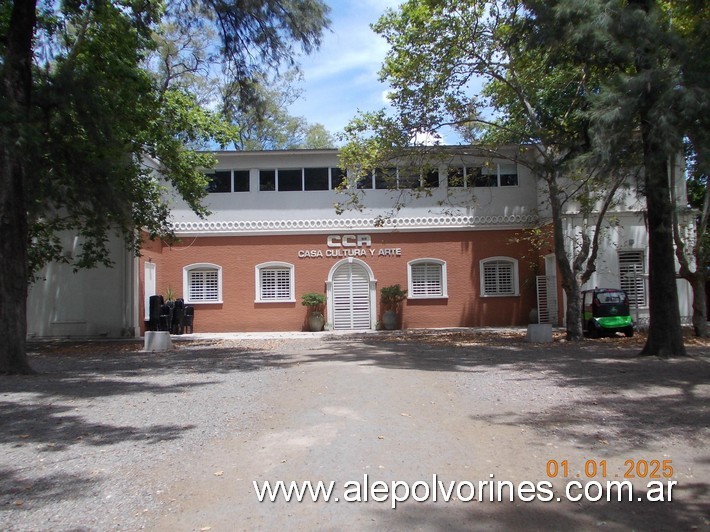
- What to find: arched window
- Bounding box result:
[408,259,448,298]
[183,263,222,303]
[255,262,295,302]
[480,257,519,296]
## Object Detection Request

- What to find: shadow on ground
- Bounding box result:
[0,467,96,511]
[301,330,708,530]
[8,332,708,457]
[2,331,707,528]
[311,331,710,451]
[369,486,708,531]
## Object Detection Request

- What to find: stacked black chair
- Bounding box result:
[172,298,185,334]
[183,305,194,333]
[159,302,173,332]
[148,295,164,331]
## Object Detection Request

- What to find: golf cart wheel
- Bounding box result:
[624,326,634,338]
[587,321,599,338]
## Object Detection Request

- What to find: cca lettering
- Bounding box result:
[327,235,372,248]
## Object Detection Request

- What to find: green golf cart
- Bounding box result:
[582,288,634,338]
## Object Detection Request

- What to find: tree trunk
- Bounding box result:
[672,150,708,339]
[0,0,37,374]
[564,277,583,340]
[547,173,584,341]
[690,277,708,338]
[639,128,687,357]
[686,132,709,337]
[0,157,32,375]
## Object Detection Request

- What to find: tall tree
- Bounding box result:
[221,70,336,149]
[302,123,336,149]
[675,143,709,337]
[535,0,707,356]
[1,0,38,374]
[147,7,335,150]
[0,0,329,374]
[340,0,631,341]
[668,1,710,337]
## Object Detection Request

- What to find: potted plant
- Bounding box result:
[380,284,408,330]
[165,286,176,304]
[301,292,327,332]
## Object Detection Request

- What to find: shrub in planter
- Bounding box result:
[301,292,326,331]
[380,284,407,330]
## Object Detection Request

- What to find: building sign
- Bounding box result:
[327,234,371,248]
[298,234,402,259]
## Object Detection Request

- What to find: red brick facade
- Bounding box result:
[139,229,540,333]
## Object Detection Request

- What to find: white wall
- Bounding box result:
[568,211,693,326]
[27,232,136,338]
[167,150,540,225]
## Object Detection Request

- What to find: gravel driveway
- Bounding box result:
[1,330,708,530]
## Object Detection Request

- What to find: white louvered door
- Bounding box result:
[332,262,371,330]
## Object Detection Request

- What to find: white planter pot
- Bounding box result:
[308,312,325,332]
[382,310,398,330]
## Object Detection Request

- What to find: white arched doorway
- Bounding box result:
[326,258,377,330]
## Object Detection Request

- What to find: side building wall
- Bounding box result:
[565,211,693,328]
[27,231,137,338]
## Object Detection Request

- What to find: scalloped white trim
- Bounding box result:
[171,214,537,235]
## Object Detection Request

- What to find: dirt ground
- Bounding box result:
[1,329,708,531]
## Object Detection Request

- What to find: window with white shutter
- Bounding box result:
[408,259,447,298]
[480,258,519,296]
[618,250,646,306]
[183,264,222,304]
[256,262,295,302]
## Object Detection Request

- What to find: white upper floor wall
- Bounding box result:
[164,147,686,236]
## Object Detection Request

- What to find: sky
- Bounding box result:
[288,0,401,142]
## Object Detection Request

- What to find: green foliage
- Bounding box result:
[341,0,688,342]
[337,109,442,217]
[5,0,330,277]
[22,2,229,274]
[301,292,326,311]
[686,143,707,210]
[165,286,176,302]
[530,1,706,351]
[28,2,170,272]
[509,223,555,277]
[380,284,408,311]
[147,1,333,150]
[532,0,707,350]
[222,70,335,150]
[147,15,218,102]
[538,0,708,167]
[686,173,708,212]
[1,0,330,371]
[302,123,336,149]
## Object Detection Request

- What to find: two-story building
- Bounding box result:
[27,146,693,337]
